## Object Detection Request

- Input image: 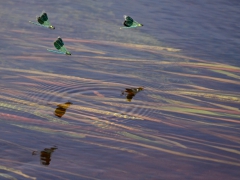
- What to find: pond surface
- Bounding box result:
[0,0,240,179]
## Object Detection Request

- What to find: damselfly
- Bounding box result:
[120,15,143,29]
[29,11,55,29]
[47,37,71,55]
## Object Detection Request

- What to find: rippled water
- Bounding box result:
[0,0,240,179]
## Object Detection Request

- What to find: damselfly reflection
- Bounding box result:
[40,146,57,166]
[54,102,72,118]
[29,11,55,29]
[120,15,143,29]
[47,37,71,55]
[121,87,144,102]
[32,146,57,166]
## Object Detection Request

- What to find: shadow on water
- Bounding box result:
[121,87,144,102]
[54,102,72,118]
[0,0,240,180]
[32,146,58,166]
[40,146,57,166]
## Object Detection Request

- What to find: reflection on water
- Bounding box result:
[54,102,72,118]
[32,146,58,166]
[0,0,240,179]
[121,87,144,102]
[40,146,57,166]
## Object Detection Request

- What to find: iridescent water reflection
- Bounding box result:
[0,0,239,180]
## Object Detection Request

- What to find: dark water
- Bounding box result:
[0,0,240,179]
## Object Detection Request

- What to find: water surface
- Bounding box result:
[0,0,240,179]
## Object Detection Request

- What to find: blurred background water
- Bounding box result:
[0,0,240,179]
